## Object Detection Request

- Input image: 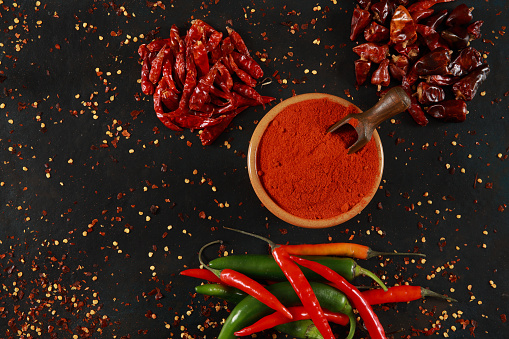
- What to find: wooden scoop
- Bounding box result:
[327,86,411,154]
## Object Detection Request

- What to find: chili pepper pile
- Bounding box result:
[181,228,455,339]
[138,20,274,145]
[350,0,489,126]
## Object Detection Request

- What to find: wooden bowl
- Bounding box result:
[247,93,384,228]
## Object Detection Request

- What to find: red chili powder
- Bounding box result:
[257,98,380,220]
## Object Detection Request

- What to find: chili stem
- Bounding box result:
[366,249,426,259]
[420,287,458,302]
[355,266,388,292]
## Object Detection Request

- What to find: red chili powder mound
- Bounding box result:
[257,98,380,220]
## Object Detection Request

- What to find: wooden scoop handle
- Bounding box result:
[361,87,411,129]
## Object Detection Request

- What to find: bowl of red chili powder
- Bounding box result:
[248,93,384,228]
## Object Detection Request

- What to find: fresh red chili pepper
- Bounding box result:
[441,25,470,49]
[290,256,387,339]
[390,5,417,46]
[354,59,372,86]
[371,0,396,25]
[427,99,468,122]
[180,268,222,283]
[362,285,457,305]
[234,306,349,337]
[389,54,409,81]
[407,0,454,13]
[199,240,293,320]
[416,24,449,51]
[452,64,490,101]
[423,8,448,30]
[227,26,250,56]
[416,81,444,105]
[352,42,389,63]
[411,8,434,23]
[199,106,247,145]
[467,20,483,40]
[350,6,372,41]
[371,58,391,89]
[231,51,264,79]
[192,40,209,77]
[364,21,390,43]
[449,47,483,77]
[445,4,473,27]
[226,54,257,87]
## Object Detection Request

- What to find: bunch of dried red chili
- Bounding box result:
[138,20,274,145]
[350,0,489,125]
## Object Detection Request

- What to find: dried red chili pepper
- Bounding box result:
[140,45,154,95]
[390,5,417,46]
[415,24,449,51]
[355,0,372,10]
[215,61,234,93]
[407,0,454,13]
[354,59,372,86]
[452,64,490,101]
[441,25,470,49]
[199,240,293,319]
[350,7,372,41]
[185,20,205,46]
[405,88,429,126]
[423,9,448,30]
[232,82,264,107]
[206,30,223,52]
[364,21,390,42]
[153,82,182,131]
[147,38,171,52]
[227,27,250,56]
[371,59,391,89]
[416,82,444,104]
[200,107,247,145]
[426,74,456,86]
[362,286,457,305]
[427,99,467,122]
[412,47,451,76]
[449,47,483,77]
[389,54,409,81]
[393,42,420,60]
[173,45,198,115]
[149,44,169,84]
[231,51,264,79]
[173,39,186,89]
[291,256,387,339]
[352,43,389,63]
[226,54,257,87]
[192,40,209,77]
[234,306,350,337]
[174,114,225,129]
[411,8,434,23]
[445,4,473,27]
[221,36,235,55]
[162,54,178,94]
[371,0,396,25]
[189,65,218,111]
[169,24,181,54]
[467,20,484,40]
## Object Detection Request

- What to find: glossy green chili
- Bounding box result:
[195,284,325,339]
[214,281,356,339]
[209,254,387,290]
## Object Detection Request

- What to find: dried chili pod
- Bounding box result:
[200,107,247,146]
[371,0,396,25]
[389,54,409,81]
[426,74,457,86]
[407,0,454,13]
[371,59,391,88]
[427,99,467,122]
[452,64,490,101]
[416,82,445,104]
[441,26,470,50]
[407,92,429,126]
[449,47,482,77]
[227,27,250,56]
[467,20,484,40]
[393,42,420,60]
[423,9,448,30]
[416,24,449,51]
[413,47,451,76]
[350,7,372,41]
[390,5,417,46]
[192,40,210,77]
[231,51,264,79]
[364,21,390,43]
[352,43,389,63]
[356,0,372,10]
[445,4,473,27]
[411,8,434,23]
[354,59,372,86]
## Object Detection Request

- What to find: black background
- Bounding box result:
[1,0,508,338]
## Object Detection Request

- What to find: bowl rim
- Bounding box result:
[247,92,384,229]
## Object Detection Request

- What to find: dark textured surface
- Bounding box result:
[0,1,508,338]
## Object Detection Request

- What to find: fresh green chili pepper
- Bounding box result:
[209,254,387,290]
[214,281,356,339]
[195,284,325,339]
